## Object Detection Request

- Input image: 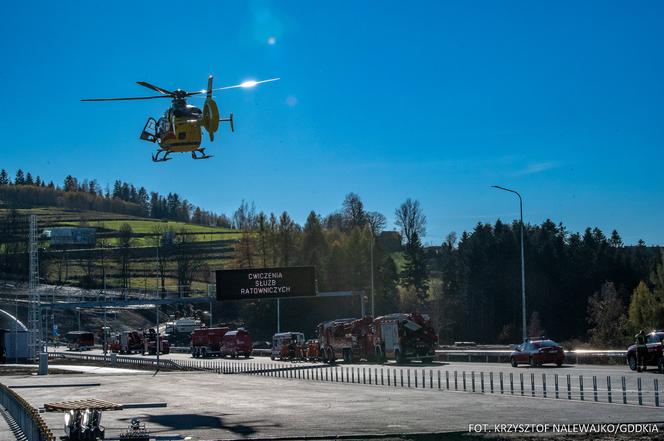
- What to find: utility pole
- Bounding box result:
[28,215,41,360]
[491,185,527,341]
[276,298,280,333]
[103,272,107,356]
[370,228,375,317]
[155,305,160,374]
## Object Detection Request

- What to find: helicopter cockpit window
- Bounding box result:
[157,118,170,133]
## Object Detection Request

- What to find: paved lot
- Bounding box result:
[66,349,662,406]
[3,370,664,440]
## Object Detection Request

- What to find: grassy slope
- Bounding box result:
[2,207,238,291]
[0,207,242,242]
[56,219,238,235]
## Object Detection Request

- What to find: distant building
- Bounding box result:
[378,231,402,253]
[42,227,96,247]
[0,309,29,361]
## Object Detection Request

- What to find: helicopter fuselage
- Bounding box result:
[154,101,203,152]
[139,95,224,161]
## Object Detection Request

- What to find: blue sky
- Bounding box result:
[1,1,662,245]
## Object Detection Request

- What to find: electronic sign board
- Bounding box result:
[215,266,316,301]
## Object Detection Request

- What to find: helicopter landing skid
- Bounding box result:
[151,150,172,162]
[191,148,213,160]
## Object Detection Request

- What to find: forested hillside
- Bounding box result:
[1,168,662,344]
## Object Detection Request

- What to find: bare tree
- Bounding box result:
[342,192,367,230]
[150,224,174,293]
[366,211,387,235]
[173,229,199,294]
[395,198,426,246]
[117,223,133,289]
[233,230,256,269]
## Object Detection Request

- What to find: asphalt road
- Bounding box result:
[4,369,664,441]
[60,349,662,407]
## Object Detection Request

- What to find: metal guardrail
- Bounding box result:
[235,362,661,408]
[48,352,184,371]
[48,351,307,374]
[0,383,55,441]
[436,349,627,365]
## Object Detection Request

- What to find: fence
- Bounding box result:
[48,352,305,374]
[48,352,184,371]
[232,363,661,408]
[0,383,55,441]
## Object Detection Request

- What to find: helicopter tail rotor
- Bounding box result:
[202,75,220,141]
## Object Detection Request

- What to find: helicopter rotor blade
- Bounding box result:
[136,81,175,96]
[214,77,280,91]
[194,77,280,95]
[81,95,173,102]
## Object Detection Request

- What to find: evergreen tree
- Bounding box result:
[278,211,298,266]
[25,172,34,185]
[14,169,25,185]
[610,230,623,248]
[0,169,9,185]
[63,175,77,192]
[376,255,400,314]
[269,213,279,266]
[112,180,122,199]
[301,211,327,274]
[400,231,429,305]
[395,199,429,306]
[121,182,130,201]
[88,179,98,195]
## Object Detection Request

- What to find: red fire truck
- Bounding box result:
[110,331,144,354]
[373,313,437,363]
[66,331,95,351]
[191,327,230,358]
[318,317,376,363]
[220,328,253,358]
[143,328,170,355]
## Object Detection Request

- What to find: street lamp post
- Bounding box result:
[369,226,375,318]
[491,185,527,342]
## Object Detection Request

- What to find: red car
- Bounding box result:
[510,338,564,367]
[626,330,664,372]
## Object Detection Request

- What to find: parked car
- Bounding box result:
[252,341,271,350]
[510,338,564,367]
[626,330,664,372]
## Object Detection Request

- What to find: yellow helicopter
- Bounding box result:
[82,75,279,162]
